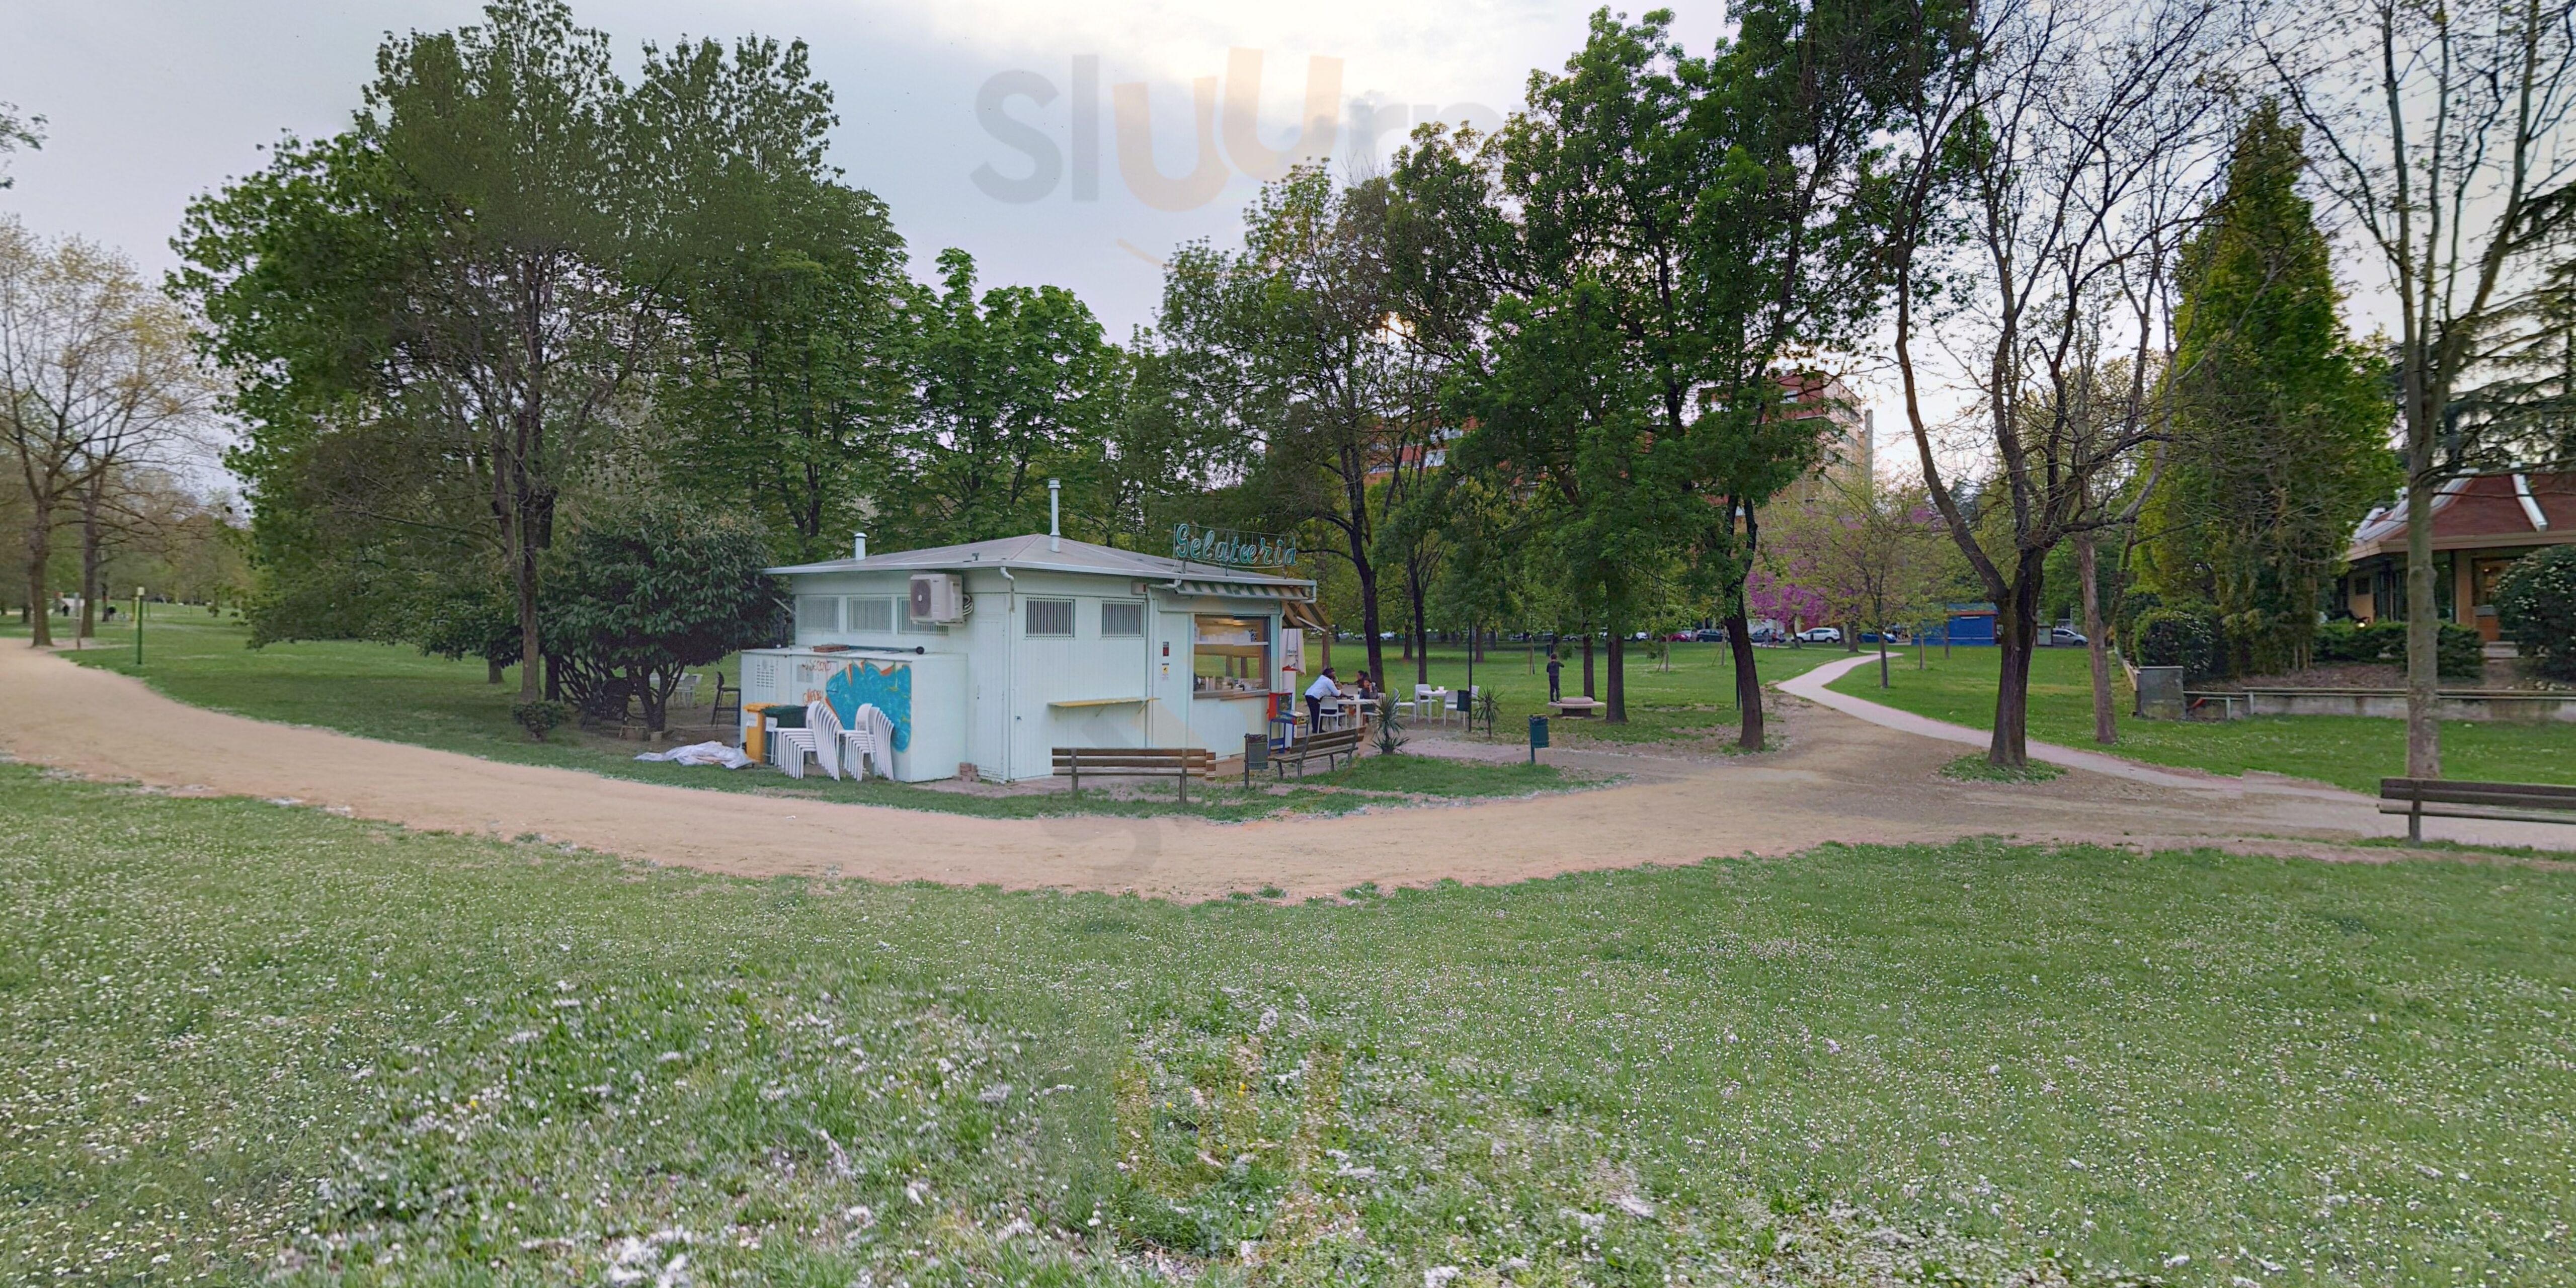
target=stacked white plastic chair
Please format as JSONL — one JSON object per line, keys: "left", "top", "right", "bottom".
{"left": 770, "top": 699, "right": 844, "bottom": 780}
{"left": 839, "top": 703, "right": 894, "bottom": 781}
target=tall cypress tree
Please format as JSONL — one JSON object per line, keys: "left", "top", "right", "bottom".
{"left": 2139, "top": 101, "right": 2397, "bottom": 675}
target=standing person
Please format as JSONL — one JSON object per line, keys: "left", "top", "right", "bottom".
{"left": 1304, "top": 667, "right": 1340, "bottom": 732}
{"left": 1545, "top": 649, "right": 1564, "bottom": 702}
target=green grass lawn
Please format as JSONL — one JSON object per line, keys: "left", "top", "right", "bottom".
{"left": 1340, "top": 636, "right": 1853, "bottom": 746}
{"left": 6, "top": 764, "right": 2572, "bottom": 1284}
{"left": 1828, "top": 646, "right": 2576, "bottom": 794}
{"left": 9, "top": 616, "right": 1595, "bottom": 820}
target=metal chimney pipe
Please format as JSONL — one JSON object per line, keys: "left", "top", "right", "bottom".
{"left": 1048, "top": 478, "right": 1061, "bottom": 551}
{"left": 852, "top": 531, "right": 867, "bottom": 561}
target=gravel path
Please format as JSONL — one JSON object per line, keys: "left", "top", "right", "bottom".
{"left": 1, "top": 645, "right": 2557, "bottom": 901}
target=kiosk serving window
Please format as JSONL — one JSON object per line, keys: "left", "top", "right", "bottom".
{"left": 1192, "top": 614, "right": 1271, "bottom": 696}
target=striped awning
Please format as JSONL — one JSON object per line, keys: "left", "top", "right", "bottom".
{"left": 1176, "top": 579, "right": 1313, "bottom": 602}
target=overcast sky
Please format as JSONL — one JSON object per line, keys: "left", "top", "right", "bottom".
{"left": 0, "top": 1, "right": 1736, "bottom": 336}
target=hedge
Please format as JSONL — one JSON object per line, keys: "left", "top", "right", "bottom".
{"left": 2311, "top": 618, "right": 2483, "bottom": 680}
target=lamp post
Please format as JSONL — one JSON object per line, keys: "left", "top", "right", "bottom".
{"left": 134, "top": 587, "right": 144, "bottom": 668}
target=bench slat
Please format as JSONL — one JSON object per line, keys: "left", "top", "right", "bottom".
{"left": 2378, "top": 802, "right": 2576, "bottom": 826}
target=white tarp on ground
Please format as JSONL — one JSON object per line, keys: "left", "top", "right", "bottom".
{"left": 633, "top": 741, "right": 753, "bottom": 769}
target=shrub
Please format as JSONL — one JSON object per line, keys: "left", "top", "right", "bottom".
{"left": 2495, "top": 546, "right": 2576, "bottom": 681}
{"left": 2133, "top": 606, "right": 2223, "bottom": 680}
{"left": 541, "top": 504, "right": 783, "bottom": 733}
{"left": 2311, "top": 617, "right": 2483, "bottom": 679}
{"left": 511, "top": 699, "right": 569, "bottom": 742}
{"left": 1372, "top": 694, "right": 1409, "bottom": 756}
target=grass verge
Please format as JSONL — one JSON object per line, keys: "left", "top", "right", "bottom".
{"left": 1939, "top": 754, "right": 2068, "bottom": 783}
{"left": 1829, "top": 646, "right": 2575, "bottom": 794}
{"left": 6, "top": 763, "right": 2573, "bottom": 1284}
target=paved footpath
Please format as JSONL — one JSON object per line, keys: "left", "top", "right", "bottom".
{"left": 0, "top": 643, "right": 2559, "bottom": 901}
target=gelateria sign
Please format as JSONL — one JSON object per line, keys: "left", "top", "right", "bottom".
{"left": 1172, "top": 523, "right": 1296, "bottom": 569}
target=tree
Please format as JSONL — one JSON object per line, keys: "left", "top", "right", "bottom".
{"left": 542, "top": 503, "right": 781, "bottom": 734}
{"left": 0, "top": 100, "right": 40, "bottom": 189}
{"left": 1160, "top": 169, "right": 1433, "bottom": 687}
{"left": 658, "top": 179, "right": 911, "bottom": 561}
{"left": 2137, "top": 103, "right": 2400, "bottom": 676}
{"left": 2258, "top": 0, "right": 2576, "bottom": 776}
{"left": 177, "top": 1, "right": 837, "bottom": 698}
{"left": 1883, "top": 0, "right": 2231, "bottom": 767}
{"left": 885, "top": 249, "right": 1120, "bottom": 547}
{"left": 1774, "top": 474, "right": 1946, "bottom": 686}
{"left": 1, "top": 220, "right": 217, "bottom": 648}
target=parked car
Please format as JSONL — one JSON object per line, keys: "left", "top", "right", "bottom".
{"left": 1747, "top": 626, "right": 1786, "bottom": 645}
{"left": 1693, "top": 628, "right": 1727, "bottom": 642}
{"left": 1666, "top": 630, "right": 1696, "bottom": 642}
{"left": 1796, "top": 626, "right": 1843, "bottom": 644}
{"left": 2048, "top": 625, "right": 2088, "bottom": 646}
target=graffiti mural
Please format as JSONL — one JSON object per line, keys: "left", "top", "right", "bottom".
{"left": 824, "top": 661, "right": 913, "bottom": 751}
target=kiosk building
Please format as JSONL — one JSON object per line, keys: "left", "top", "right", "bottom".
{"left": 738, "top": 531, "right": 1318, "bottom": 782}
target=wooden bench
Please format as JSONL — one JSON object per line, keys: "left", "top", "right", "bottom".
{"left": 1273, "top": 727, "right": 1364, "bottom": 779}
{"left": 1054, "top": 746, "right": 1218, "bottom": 801}
{"left": 1549, "top": 697, "right": 1602, "bottom": 718}
{"left": 2379, "top": 778, "right": 2576, "bottom": 843}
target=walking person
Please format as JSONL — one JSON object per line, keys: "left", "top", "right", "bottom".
{"left": 1303, "top": 667, "right": 1340, "bottom": 733}
{"left": 1545, "top": 649, "right": 1564, "bottom": 702}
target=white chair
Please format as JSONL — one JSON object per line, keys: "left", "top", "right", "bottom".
{"left": 770, "top": 700, "right": 843, "bottom": 780}
{"left": 674, "top": 673, "right": 701, "bottom": 708}
{"left": 839, "top": 703, "right": 894, "bottom": 781}
{"left": 1400, "top": 684, "right": 1432, "bottom": 720}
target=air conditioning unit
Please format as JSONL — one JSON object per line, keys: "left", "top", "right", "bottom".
{"left": 909, "top": 574, "right": 965, "bottom": 623}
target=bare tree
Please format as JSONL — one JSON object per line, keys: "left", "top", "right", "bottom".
{"left": 0, "top": 220, "right": 217, "bottom": 648}
{"left": 1883, "top": 0, "right": 2231, "bottom": 766}
{"left": 2258, "top": 0, "right": 2576, "bottom": 777}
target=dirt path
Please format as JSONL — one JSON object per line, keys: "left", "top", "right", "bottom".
{"left": 0, "top": 646, "right": 2553, "bottom": 899}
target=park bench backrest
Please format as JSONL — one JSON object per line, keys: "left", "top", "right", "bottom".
{"left": 1286, "top": 727, "right": 1364, "bottom": 758}
{"left": 2379, "top": 778, "right": 2576, "bottom": 812}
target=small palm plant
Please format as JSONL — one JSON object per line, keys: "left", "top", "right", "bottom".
{"left": 1373, "top": 693, "right": 1409, "bottom": 756}
{"left": 1476, "top": 687, "right": 1500, "bottom": 736}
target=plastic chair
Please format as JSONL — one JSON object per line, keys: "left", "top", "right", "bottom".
{"left": 840, "top": 703, "right": 893, "bottom": 781}
{"left": 770, "top": 700, "right": 842, "bottom": 780}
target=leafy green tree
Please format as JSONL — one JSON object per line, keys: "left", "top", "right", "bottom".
{"left": 658, "top": 180, "right": 911, "bottom": 561}
{"left": 542, "top": 503, "right": 780, "bottom": 733}
{"left": 2137, "top": 102, "right": 2398, "bottom": 675}
{"left": 1158, "top": 170, "right": 1438, "bottom": 686}
{"left": 0, "top": 101, "right": 40, "bottom": 189}
{"left": 883, "top": 249, "right": 1118, "bottom": 547}
{"left": 176, "top": 1, "right": 836, "bottom": 698}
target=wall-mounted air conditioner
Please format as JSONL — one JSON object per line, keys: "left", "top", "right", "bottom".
{"left": 909, "top": 574, "right": 965, "bottom": 623}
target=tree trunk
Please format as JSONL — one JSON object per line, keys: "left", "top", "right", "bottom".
{"left": 488, "top": 657, "right": 506, "bottom": 685}
{"left": 77, "top": 473, "right": 104, "bottom": 641}
{"left": 2077, "top": 532, "right": 2114, "bottom": 744}
{"left": 1355, "top": 555, "right": 1385, "bottom": 689}
{"left": 1725, "top": 611, "right": 1762, "bottom": 751}
{"left": 513, "top": 533, "right": 543, "bottom": 702}
{"left": 2402, "top": 463, "right": 2440, "bottom": 778}
{"left": 1988, "top": 556, "right": 2045, "bottom": 767}
{"left": 1605, "top": 629, "right": 1627, "bottom": 723}
{"left": 1580, "top": 632, "right": 1595, "bottom": 698}
{"left": 22, "top": 506, "right": 54, "bottom": 648}
{"left": 1409, "top": 572, "right": 1429, "bottom": 689}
